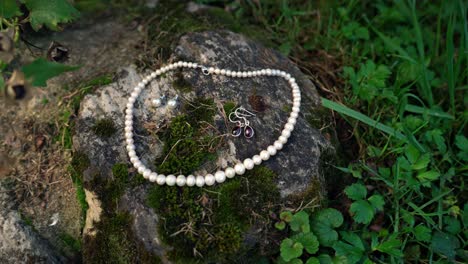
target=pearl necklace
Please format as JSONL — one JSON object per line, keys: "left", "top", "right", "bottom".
{"left": 124, "top": 61, "right": 301, "bottom": 187}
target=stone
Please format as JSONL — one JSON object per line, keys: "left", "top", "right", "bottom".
{"left": 74, "top": 30, "right": 334, "bottom": 260}
{"left": 0, "top": 183, "right": 66, "bottom": 263}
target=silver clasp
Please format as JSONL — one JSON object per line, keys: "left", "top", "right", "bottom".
{"left": 198, "top": 65, "right": 210, "bottom": 75}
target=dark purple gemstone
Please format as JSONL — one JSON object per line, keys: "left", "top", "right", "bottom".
{"left": 232, "top": 126, "right": 242, "bottom": 137}
{"left": 244, "top": 126, "right": 254, "bottom": 138}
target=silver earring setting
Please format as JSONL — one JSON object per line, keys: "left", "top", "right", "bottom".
{"left": 153, "top": 94, "right": 178, "bottom": 109}
{"left": 229, "top": 107, "right": 255, "bottom": 138}
{"left": 152, "top": 95, "right": 166, "bottom": 107}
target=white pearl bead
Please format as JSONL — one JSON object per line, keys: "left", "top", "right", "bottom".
{"left": 208, "top": 67, "right": 214, "bottom": 73}
{"left": 128, "top": 150, "right": 136, "bottom": 157}
{"left": 149, "top": 173, "right": 158, "bottom": 182}
{"left": 125, "top": 120, "right": 132, "bottom": 127}
{"left": 285, "top": 123, "right": 294, "bottom": 131}
{"left": 196, "top": 176, "right": 205, "bottom": 187}
{"left": 261, "top": 69, "right": 266, "bottom": 75}
{"left": 234, "top": 163, "right": 246, "bottom": 175}
{"left": 252, "top": 155, "right": 262, "bottom": 165}
{"left": 242, "top": 72, "right": 248, "bottom": 77}
{"left": 220, "top": 69, "right": 226, "bottom": 75}
{"left": 125, "top": 132, "right": 132, "bottom": 139}
{"left": 278, "top": 135, "right": 288, "bottom": 144}
{"left": 225, "top": 167, "right": 235, "bottom": 178}
{"left": 182, "top": 62, "right": 188, "bottom": 67}
{"left": 225, "top": 70, "right": 232, "bottom": 76}
{"left": 156, "top": 175, "right": 166, "bottom": 185}
{"left": 267, "top": 145, "right": 277, "bottom": 156}
{"left": 131, "top": 92, "right": 139, "bottom": 98}
{"left": 126, "top": 138, "right": 134, "bottom": 145}
{"left": 138, "top": 166, "right": 146, "bottom": 174}
{"left": 127, "top": 144, "right": 135, "bottom": 151}
{"left": 274, "top": 140, "right": 283, "bottom": 150}
{"left": 131, "top": 158, "right": 140, "bottom": 165}
{"left": 266, "top": 69, "right": 272, "bottom": 75}
{"left": 293, "top": 101, "right": 300, "bottom": 108}
{"left": 155, "top": 70, "right": 161, "bottom": 75}
{"left": 282, "top": 129, "right": 291, "bottom": 138}
{"left": 215, "top": 171, "right": 226, "bottom": 183}
{"left": 128, "top": 97, "right": 135, "bottom": 104}
{"left": 214, "top": 68, "right": 220, "bottom": 74}
{"left": 152, "top": 98, "right": 162, "bottom": 107}
{"left": 292, "top": 106, "right": 300, "bottom": 113}
{"left": 124, "top": 127, "right": 132, "bottom": 133}
{"left": 260, "top": 150, "right": 270, "bottom": 161}
{"left": 186, "top": 175, "right": 195, "bottom": 186}
{"left": 205, "top": 174, "right": 215, "bottom": 186}
{"left": 166, "top": 175, "right": 176, "bottom": 186}
{"left": 125, "top": 108, "right": 133, "bottom": 115}
{"left": 288, "top": 117, "right": 297, "bottom": 125}
{"left": 243, "top": 158, "right": 254, "bottom": 170}
{"left": 176, "top": 175, "right": 186, "bottom": 186}
{"left": 143, "top": 169, "right": 151, "bottom": 179}
{"left": 290, "top": 112, "right": 299, "bottom": 118}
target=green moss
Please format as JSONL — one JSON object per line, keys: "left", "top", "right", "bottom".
{"left": 92, "top": 118, "right": 117, "bottom": 138}
{"left": 183, "top": 97, "right": 216, "bottom": 128}
{"left": 70, "top": 152, "right": 90, "bottom": 226}
{"left": 172, "top": 70, "right": 192, "bottom": 93}
{"left": 223, "top": 101, "right": 237, "bottom": 115}
{"left": 71, "top": 152, "right": 90, "bottom": 173}
{"left": 59, "top": 232, "right": 82, "bottom": 253}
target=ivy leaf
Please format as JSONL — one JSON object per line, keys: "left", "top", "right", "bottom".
{"left": 292, "top": 232, "right": 319, "bottom": 254}
{"left": 345, "top": 183, "right": 367, "bottom": 200}
{"left": 374, "top": 235, "right": 403, "bottom": 257}
{"left": 413, "top": 225, "right": 431, "bottom": 242}
{"left": 0, "top": 0, "right": 21, "bottom": 19}
{"left": 431, "top": 231, "right": 460, "bottom": 260}
{"left": 311, "top": 208, "right": 343, "bottom": 247}
{"left": 368, "top": 194, "right": 385, "bottom": 211}
{"left": 21, "top": 0, "right": 80, "bottom": 31}
{"left": 333, "top": 231, "right": 365, "bottom": 264}
{"left": 21, "top": 58, "right": 79, "bottom": 87}
{"left": 416, "top": 170, "right": 440, "bottom": 187}
{"left": 290, "top": 211, "right": 310, "bottom": 233}
{"left": 349, "top": 200, "right": 374, "bottom": 224}
{"left": 280, "top": 238, "right": 303, "bottom": 262}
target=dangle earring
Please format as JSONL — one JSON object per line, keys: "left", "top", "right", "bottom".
{"left": 229, "top": 107, "right": 256, "bottom": 138}
{"left": 167, "top": 95, "right": 179, "bottom": 109}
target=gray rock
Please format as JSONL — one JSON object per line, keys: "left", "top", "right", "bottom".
{"left": 0, "top": 182, "right": 66, "bottom": 264}
{"left": 74, "top": 30, "right": 334, "bottom": 259}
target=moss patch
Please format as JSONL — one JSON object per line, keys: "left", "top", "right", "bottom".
{"left": 69, "top": 152, "right": 90, "bottom": 227}
{"left": 147, "top": 166, "right": 280, "bottom": 262}
{"left": 92, "top": 118, "right": 117, "bottom": 138}
{"left": 172, "top": 70, "right": 192, "bottom": 93}
{"left": 223, "top": 101, "right": 237, "bottom": 115}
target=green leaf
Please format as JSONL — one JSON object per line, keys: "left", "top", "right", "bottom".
{"left": 349, "top": 200, "right": 374, "bottom": 224}
{"left": 0, "top": 0, "right": 21, "bottom": 18}
{"left": 21, "top": 58, "right": 79, "bottom": 87}
{"left": 375, "top": 235, "right": 403, "bottom": 257}
{"left": 0, "top": 75, "right": 4, "bottom": 92}
{"left": 311, "top": 208, "right": 343, "bottom": 247}
{"left": 344, "top": 183, "right": 367, "bottom": 200}
{"left": 321, "top": 98, "right": 407, "bottom": 141}
{"left": 411, "top": 153, "right": 431, "bottom": 170}
{"left": 455, "top": 135, "right": 468, "bottom": 161}
{"left": 431, "top": 231, "right": 460, "bottom": 260}
{"left": 275, "top": 221, "right": 286, "bottom": 230}
{"left": 413, "top": 225, "right": 431, "bottom": 242}
{"left": 368, "top": 195, "right": 385, "bottom": 211}
{"left": 292, "top": 232, "right": 319, "bottom": 254}
{"left": 333, "top": 231, "right": 365, "bottom": 264}
{"left": 280, "top": 211, "right": 293, "bottom": 222}
{"left": 290, "top": 211, "right": 310, "bottom": 233}
{"left": 416, "top": 170, "right": 440, "bottom": 187}
{"left": 21, "top": 0, "right": 80, "bottom": 31}
{"left": 305, "top": 258, "right": 320, "bottom": 264}
{"left": 444, "top": 216, "right": 461, "bottom": 235}
{"left": 280, "top": 238, "right": 303, "bottom": 262}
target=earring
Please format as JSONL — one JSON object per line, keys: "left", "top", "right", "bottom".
{"left": 152, "top": 95, "right": 166, "bottom": 107}
{"left": 229, "top": 107, "right": 256, "bottom": 138}
{"left": 167, "top": 95, "right": 179, "bottom": 109}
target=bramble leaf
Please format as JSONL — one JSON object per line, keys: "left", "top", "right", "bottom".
{"left": 349, "top": 200, "right": 374, "bottom": 224}
{"left": 21, "top": 0, "right": 80, "bottom": 31}
{"left": 333, "top": 231, "right": 365, "bottom": 264}
{"left": 21, "top": 58, "right": 79, "bottom": 87}
{"left": 416, "top": 170, "right": 440, "bottom": 187}
{"left": 0, "top": 0, "right": 21, "bottom": 19}
{"left": 290, "top": 211, "right": 310, "bottom": 233}
{"left": 280, "top": 238, "right": 303, "bottom": 262}
{"left": 344, "top": 183, "right": 367, "bottom": 200}
{"left": 292, "top": 232, "right": 319, "bottom": 254}
{"left": 368, "top": 194, "right": 385, "bottom": 211}
{"left": 311, "top": 208, "right": 343, "bottom": 247}
{"left": 414, "top": 225, "right": 431, "bottom": 242}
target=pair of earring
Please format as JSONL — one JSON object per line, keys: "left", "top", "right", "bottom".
{"left": 229, "top": 107, "right": 256, "bottom": 138}
{"left": 152, "top": 94, "right": 178, "bottom": 108}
